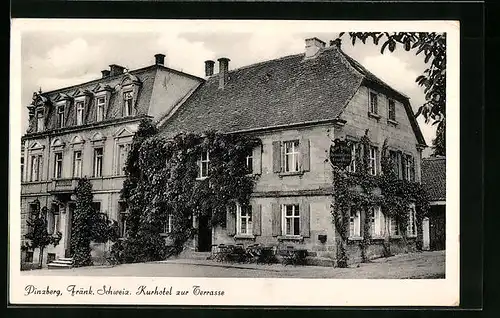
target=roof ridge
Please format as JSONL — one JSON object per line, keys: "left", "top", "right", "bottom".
{"left": 227, "top": 52, "right": 305, "bottom": 74}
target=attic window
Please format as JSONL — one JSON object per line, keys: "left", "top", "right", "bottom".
{"left": 76, "top": 101, "right": 84, "bottom": 125}
{"left": 96, "top": 97, "right": 105, "bottom": 121}
{"left": 123, "top": 91, "right": 133, "bottom": 116}
{"left": 57, "top": 105, "right": 65, "bottom": 128}
{"left": 388, "top": 99, "right": 396, "bottom": 121}
{"left": 36, "top": 110, "right": 44, "bottom": 132}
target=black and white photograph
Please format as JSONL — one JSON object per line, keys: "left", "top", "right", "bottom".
{"left": 10, "top": 19, "right": 459, "bottom": 306}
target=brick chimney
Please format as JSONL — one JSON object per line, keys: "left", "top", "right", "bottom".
{"left": 155, "top": 53, "right": 165, "bottom": 66}
{"left": 101, "top": 70, "right": 110, "bottom": 78}
{"left": 109, "top": 64, "right": 125, "bottom": 77}
{"left": 305, "top": 37, "right": 326, "bottom": 58}
{"left": 218, "top": 57, "right": 230, "bottom": 89}
{"left": 205, "top": 60, "right": 215, "bottom": 77}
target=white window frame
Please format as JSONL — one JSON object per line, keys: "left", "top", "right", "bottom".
{"left": 21, "top": 157, "right": 24, "bottom": 181}
{"left": 123, "top": 91, "right": 133, "bottom": 116}
{"left": 349, "top": 209, "right": 361, "bottom": 238}
{"left": 283, "top": 140, "right": 300, "bottom": 173}
{"left": 117, "top": 143, "right": 131, "bottom": 175}
{"left": 36, "top": 110, "right": 44, "bottom": 132}
{"left": 282, "top": 204, "right": 300, "bottom": 237}
{"left": 389, "top": 150, "right": 400, "bottom": 178}
{"left": 57, "top": 105, "right": 65, "bottom": 128}
{"left": 390, "top": 216, "right": 400, "bottom": 236}
{"left": 162, "top": 214, "right": 173, "bottom": 234}
{"left": 236, "top": 204, "right": 253, "bottom": 236}
{"left": 369, "top": 206, "right": 385, "bottom": 237}
{"left": 369, "top": 91, "right": 378, "bottom": 114}
{"left": 407, "top": 205, "right": 417, "bottom": 236}
{"left": 388, "top": 99, "right": 396, "bottom": 121}
{"left": 30, "top": 154, "right": 42, "bottom": 182}
{"left": 76, "top": 101, "right": 84, "bottom": 125}
{"left": 53, "top": 152, "right": 63, "bottom": 179}
{"left": 245, "top": 150, "right": 253, "bottom": 174}
{"left": 93, "top": 147, "right": 103, "bottom": 177}
{"left": 197, "top": 151, "right": 210, "bottom": 180}
{"left": 348, "top": 142, "right": 358, "bottom": 173}
{"left": 405, "top": 155, "right": 414, "bottom": 181}
{"left": 73, "top": 150, "right": 82, "bottom": 178}
{"left": 369, "top": 146, "right": 378, "bottom": 175}
{"left": 96, "top": 97, "right": 106, "bottom": 121}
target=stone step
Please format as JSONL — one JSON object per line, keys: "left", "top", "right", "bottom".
{"left": 58, "top": 257, "right": 73, "bottom": 262}
{"left": 47, "top": 262, "right": 73, "bottom": 269}
{"left": 51, "top": 259, "right": 73, "bottom": 265}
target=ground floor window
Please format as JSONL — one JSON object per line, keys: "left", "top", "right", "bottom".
{"left": 390, "top": 216, "right": 400, "bottom": 236}
{"left": 407, "top": 205, "right": 417, "bottom": 236}
{"left": 283, "top": 204, "right": 300, "bottom": 236}
{"left": 237, "top": 204, "right": 252, "bottom": 235}
{"left": 369, "top": 206, "right": 385, "bottom": 237}
{"left": 349, "top": 209, "right": 361, "bottom": 238}
{"left": 118, "top": 202, "right": 128, "bottom": 238}
{"left": 24, "top": 251, "right": 33, "bottom": 263}
{"left": 162, "top": 214, "right": 173, "bottom": 234}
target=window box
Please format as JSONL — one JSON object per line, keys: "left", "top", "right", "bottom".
{"left": 368, "top": 112, "right": 381, "bottom": 120}
{"left": 387, "top": 119, "right": 399, "bottom": 126}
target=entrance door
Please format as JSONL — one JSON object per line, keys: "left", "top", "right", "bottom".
{"left": 197, "top": 215, "right": 212, "bottom": 252}
{"left": 430, "top": 205, "right": 446, "bottom": 251}
{"left": 65, "top": 203, "right": 76, "bottom": 257}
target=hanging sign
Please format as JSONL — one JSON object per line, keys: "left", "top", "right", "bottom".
{"left": 329, "top": 138, "right": 352, "bottom": 169}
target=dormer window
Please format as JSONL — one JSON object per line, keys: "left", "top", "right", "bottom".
{"left": 57, "top": 105, "right": 65, "bottom": 128}
{"left": 123, "top": 91, "right": 133, "bottom": 116}
{"left": 36, "top": 110, "right": 44, "bottom": 132}
{"left": 96, "top": 97, "right": 105, "bottom": 121}
{"left": 76, "top": 101, "right": 84, "bottom": 125}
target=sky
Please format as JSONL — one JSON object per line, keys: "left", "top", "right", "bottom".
{"left": 19, "top": 23, "right": 437, "bottom": 156}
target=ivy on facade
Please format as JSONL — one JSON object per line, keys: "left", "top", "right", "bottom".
{"left": 331, "top": 132, "right": 430, "bottom": 268}
{"left": 120, "top": 119, "right": 259, "bottom": 263}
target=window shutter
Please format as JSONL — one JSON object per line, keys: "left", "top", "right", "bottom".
{"left": 300, "top": 138, "right": 310, "bottom": 172}
{"left": 300, "top": 201, "right": 310, "bottom": 237}
{"left": 252, "top": 144, "right": 262, "bottom": 175}
{"left": 226, "top": 204, "right": 236, "bottom": 236}
{"left": 272, "top": 141, "right": 281, "bottom": 173}
{"left": 271, "top": 203, "right": 281, "bottom": 236}
{"left": 252, "top": 204, "right": 262, "bottom": 236}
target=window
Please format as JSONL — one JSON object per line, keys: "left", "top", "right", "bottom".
{"left": 162, "top": 214, "right": 173, "bottom": 234}
{"left": 47, "top": 204, "right": 59, "bottom": 235}
{"left": 36, "top": 110, "right": 44, "bottom": 132}
{"left": 404, "top": 155, "right": 415, "bottom": 181}
{"left": 348, "top": 142, "right": 358, "bottom": 173}
{"left": 30, "top": 154, "right": 43, "bottom": 181}
{"left": 76, "top": 101, "right": 84, "bottom": 125}
{"left": 237, "top": 204, "right": 253, "bottom": 235}
{"left": 369, "top": 92, "right": 378, "bottom": 114}
{"left": 390, "top": 216, "right": 400, "bottom": 236}
{"left": 245, "top": 150, "right": 253, "bottom": 174}
{"left": 57, "top": 105, "right": 65, "bottom": 128}
{"left": 123, "top": 91, "right": 133, "bottom": 116}
{"left": 349, "top": 209, "right": 361, "bottom": 238}
{"left": 197, "top": 151, "right": 210, "bottom": 179}
{"left": 118, "top": 202, "right": 127, "bottom": 238}
{"left": 283, "top": 204, "right": 300, "bottom": 236}
{"left": 21, "top": 157, "right": 24, "bottom": 181}
{"left": 92, "top": 202, "right": 101, "bottom": 213}
{"left": 96, "top": 97, "right": 105, "bottom": 121}
{"left": 369, "top": 146, "right": 378, "bottom": 175}
{"left": 93, "top": 148, "right": 103, "bottom": 177}
{"left": 388, "top": 99, "right": 396, "bottom": 121}
{"left": 24, "top": 251, "right": 33, "bottom": 263}
{"left": 369, "top": 206, "right": 385, "bottom": 237}
{"left": 407, "top": 205, "right": 417, "bottom": 236}
{"left": 389, "top": 150, "right": 400, "bottom": 178}
{"left": 73, "top": 151, "right": 82, "bottom": 178}
{"left": 283, "top": 140, "right": 300, "bottom": 173}
{"left": 54, "top": 152, "right": 63, "bottom": 179}
{"left": 117, "top": 144, "right": 130, "bottom": 175}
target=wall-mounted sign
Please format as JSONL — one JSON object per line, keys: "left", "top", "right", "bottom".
{"left": 329, "top": 138, "right": 352, "bottom": 169}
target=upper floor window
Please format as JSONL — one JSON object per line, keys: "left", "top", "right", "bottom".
{"left": 54, "top": 152, "right": 63, "bottom": 179}
{"left": 30, "top": 154, "right": 43, "bottom": 181}
{"left": 76, "top": 101, "right": 84, "bottom": 125}
{"left": 96, "top": 97, "right": 105, "bottom": 121}
{"left": 403, "top": 154, "right": 415, "bottom": 181}
{"left": 123, "top": 91, "right": 133, "bottom": 116}
{"left": 197, "top": 151, "right": 210, "bottom": 179}
{"left": 348, "top": 142, "right": 359, "bottom": 173}
{"left": 388, "top": 99, "right": 396, "bottom": 121}
{"left": 36, "top": 110, "right": 44, "bottom": 132}
{"left": 21, "top": 157, "right": 24, "bottom": 181}
{"left": 117, "top": 144, "right": 130, "bottom": 175}
{"left": 349, "top": 209, "right": 361, "bottom": 238}
{"left": 369, "top": 92, "right": 378, "bottom": 114}
{"left": 73, "top": 150, "right": 82, "bottom": 178}
{"left": 389, "top": 150, "right": 400, "bottom": 178}
{"left": 237, "top": 204, "right": 253, "bottom": 235}
{"left": 93, "top": 147, "right": 103, "bottom": 177}
{"left": 283, "top": 140, "right": 300, "bottom": 173}
{"left": 245, "top": 149, "right": 253, "bottom": 174}
{"left": 283, "top": 204, "right": 300, "bottom": 236}
{"left": 57, "top": 105, "right": 65, "bottom": 128}
{"left": 368, "top": 146, "right": 378, "bottom": 175}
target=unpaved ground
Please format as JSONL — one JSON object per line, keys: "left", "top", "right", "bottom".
{"left": 22, "top": 251, "right": 445, "bottom": 279}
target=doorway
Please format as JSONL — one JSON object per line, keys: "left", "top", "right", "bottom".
{"left": 197, "top": 215, "right": 212, "bottom": 252}
{"left": 65, "top": 203, "right": 76, "bottom": 258}
{"left": 430, "top": 205, "right": 446, "bottom": 251}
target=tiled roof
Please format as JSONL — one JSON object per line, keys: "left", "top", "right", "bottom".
{"left": 160, "top": 46, "right": 426, "bottom": 147}
{"left": 160, "top": 47, "right": 364, "bottom": 137}
{"left": 421, "top": 157, "right": 446, "bottom": 202}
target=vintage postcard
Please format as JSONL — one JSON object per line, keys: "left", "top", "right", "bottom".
{"left": 9, "top": 19, "right": 459, "bottom": 306}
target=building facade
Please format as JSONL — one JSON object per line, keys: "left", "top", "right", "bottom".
{"left": 21, "top": 54, "right": 203, "bottom": 266}
{"left": 160, "top": 38, "right": 427, "bottom": 264}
